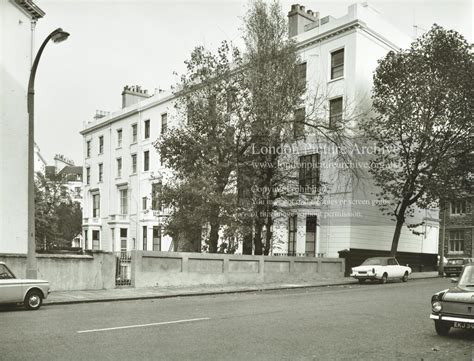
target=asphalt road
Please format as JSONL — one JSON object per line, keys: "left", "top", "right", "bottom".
{"left": 1, "top": 278, "right": 472, "bottom": 361}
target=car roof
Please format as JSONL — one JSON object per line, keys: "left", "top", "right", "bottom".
{"left": 365, "top": 257, "right": 395, "bottom": 260}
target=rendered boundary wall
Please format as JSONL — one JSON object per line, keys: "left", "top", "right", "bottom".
{"left": 0, "top": 252, "right": 115, "bottom": 291}
{"left": 132, "top": 251, "right": 345, "bottom": 288}
{"left": 0, "top": 251, "right": 344, "bottom": 291}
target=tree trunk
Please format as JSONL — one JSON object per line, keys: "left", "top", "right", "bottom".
{"left": 208, "top": 207, "right": 220, "bottom": 253}
{"left": 390, "top": 202, "right": 408, "bottom": 257}
{"left": 177, "top": 231, "right": 195, "bottom": 252}
{"left": 192, "top": 228, "right": 202, "bottom": 252}
{"left": 208, "top": 223, "right": 219, "bottom": 253}
{"left": 263, "top": 215, "right": 273, "bottom": 255}
{"left": 254, "top": 217, "right": 264, "bottom": 255}
{"left": 242, "top": 216, "right": 253, "bottom": 255}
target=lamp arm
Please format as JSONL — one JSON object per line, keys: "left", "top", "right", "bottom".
{"left": 27, "top": 28, "right": 63, "bottom": 112}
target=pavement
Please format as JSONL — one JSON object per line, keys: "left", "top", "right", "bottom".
{"left": 44, "top": 271, "right": 440, "bottom": 306}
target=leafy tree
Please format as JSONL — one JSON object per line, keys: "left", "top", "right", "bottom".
{"left": 239, "top": 0, "right": 305, "bottom": 255}
{"left": 159, "top": 0, "right": 368, "bottom": 256}
{"left": 56, "top": 201, "right": 82, "bottom": 247}
{"left": 361, "top": 25, "right": 473, "bottom": 256}
{"left": 35, "top": 172, "right": 82, "bottom": 250}
{"left": 158, "top": 41, "right": 251, "bottom": 253}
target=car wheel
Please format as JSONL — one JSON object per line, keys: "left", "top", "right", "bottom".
{"left": 379, "top": 273, "right": 388, "bottom": 284}
{"left": 358, "top": 279, "right": 365, "bottom": 284}
{"left": 401, "top": 272, "right": 409, "bottom": 282}
{"left": 434, "top": 320, "right": 451, "bottom": 336}
{"left": 24, "top": 289, "right": 43, "bottom": 310}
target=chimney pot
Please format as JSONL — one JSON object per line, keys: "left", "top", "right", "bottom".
{"left": 121, "top": 84, "right": 151, "bottom": 108}
{"left": 288, "top": 4, "right": 318, "bottom": 37}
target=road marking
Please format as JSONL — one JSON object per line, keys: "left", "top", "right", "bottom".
{"left": 77, "top": 317, "right": 210, "bottom": 334}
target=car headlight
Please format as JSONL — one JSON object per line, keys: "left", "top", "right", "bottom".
{"left": 432, "top": 301, "right": 442, "bottom": 312}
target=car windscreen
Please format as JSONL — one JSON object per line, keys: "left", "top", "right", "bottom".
{"left": 361, "top": 258, "right": 382, "bottom": 266}
{"left": 458, "top": 265, "right": 474, "bottom": 287}
{"left": 447, "top": 259, "right": 464, "bottom": 265}
{"left": 0, "top": 264, "right": 15, "bottom": 279}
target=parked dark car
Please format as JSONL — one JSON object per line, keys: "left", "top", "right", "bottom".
{"left": 430, "top": 263, "right": 474, "bottom": 335}
{"left": 444, "top": 258, "right": 473, "bottom": 277}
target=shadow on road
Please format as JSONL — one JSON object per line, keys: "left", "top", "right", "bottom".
{"left": 0, "top": 304, "right": 27, "bottom": 312}
{"left": 442, "top": 328, "right": 474, "bottom": 341}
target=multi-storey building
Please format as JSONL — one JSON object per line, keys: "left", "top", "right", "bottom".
{"left": 439, "top": 196, "right": 473, "bottom": 258}
{"left": 0, "top": 0, "right": 45, "bottom": 254}
{"left": 42, "top": 155, "right": 83, "bottom": 248}
{"left": 53, "top": 154, "right": 83, "bottom": 205}
{"left": 81, "top": 3, "right": 439, "bottom": 269}
{"left": 34, "top": 143, "right": 47, "bottom": 175}
{"left": 439, "top": 148, "right": 474, "bottom": 259}
{"left": 81, "top": 86, "right": 173, "bottom": 252}
{"left": 271, "top": 3, "right": 439, "bottom": 272}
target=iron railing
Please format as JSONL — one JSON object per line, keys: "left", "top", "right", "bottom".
{"left": 115, "top": 251, "right": 132, "bottom": 286}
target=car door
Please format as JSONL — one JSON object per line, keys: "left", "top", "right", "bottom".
{"left": 387, "top": 258, "right": 402, "bottom": 278}
{"left": 0, "top": 264, "right": 22, "bottom": 303}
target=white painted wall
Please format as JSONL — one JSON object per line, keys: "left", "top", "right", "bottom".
{"left": 274, "top": 2, "right": 437, "bottom": 258}
{"left": 82, "top": 93, "right": 174, "bottom": 252}
{"left": 81, "top": 2, "right": 438, "bottom": 259}
{"left": 0, "top": 1, "right": 35, "bottom": 254}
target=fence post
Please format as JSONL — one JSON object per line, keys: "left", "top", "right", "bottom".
{"left": 223, "top": 255, "right": 229, "bottom": 274}
{"left": 258, "top": 256, "right": 265, "bottom": 283}
{"left": 181, "top": 254, "right": 189, "bottom": 273}
{"left": 317, "top": 258, "right": 322, "bottom": 274}
{"left": 130, "top": 251, "right": 137, "bottom": 287}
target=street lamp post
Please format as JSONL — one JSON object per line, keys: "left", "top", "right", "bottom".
{"left": 439, "top": 200, "right": 447, "bottom": 277}
{"left": 26, "top": 28, "right": 69, "bottom": 279}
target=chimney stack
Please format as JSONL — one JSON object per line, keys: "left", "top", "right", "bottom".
{"left": 288, "top": 4, "right": 319, "bottom": 37}
{"left": 121, "top": 85, "right": 151, "bottom": 108}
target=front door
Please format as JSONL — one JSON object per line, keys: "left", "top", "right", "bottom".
{"left": 120, "top": 228, "right": 128, "bottom": 252}
{"left": 305, "top": 216, "right": 317, "bottom": 257}
{"left": 153, "top": 226, "right": 161, "bottom": 251}
{"left": 92, "top": 230, "right": 100, "bottom": 250}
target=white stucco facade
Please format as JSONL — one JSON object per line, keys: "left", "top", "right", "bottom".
{"left": 82, "top": 91, "right": 175, "bottom": 253}
{"left": 0, "top": 0, "right": 44, "bottom": 254}
{"left": 81, "top": 3, "right": 439, "bottom": 259}
{"left": 271, "top": 3, "right": 439, "bottom": 258}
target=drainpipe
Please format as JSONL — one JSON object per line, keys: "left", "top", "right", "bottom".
{"left": 30, "top": 20, "right": 36, "bottom": 66}
{"left": 108, "top": 126, "right": 113, "bottom": 251}
{"left": 137, "top": 110, "right": 142, "bottom": 249}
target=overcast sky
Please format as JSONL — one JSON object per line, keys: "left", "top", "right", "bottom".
{"left": 33, "top": 0, "right": 472, "bottom": 165}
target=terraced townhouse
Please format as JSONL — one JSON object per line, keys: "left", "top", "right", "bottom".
{"left": 80, "top": 3, "right": 440, "bottom": 271}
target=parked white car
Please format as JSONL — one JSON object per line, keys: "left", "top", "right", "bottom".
{"left": 0, "top": 262, "right": 50, "bottom": 310}
{"left": 350, "top": 257, "right": 412, "bottom": 284}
